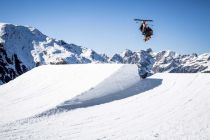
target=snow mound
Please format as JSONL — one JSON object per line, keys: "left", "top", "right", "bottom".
{"left": 0, "top": 64, "right": 141, "bottom": 123}
{"left": 39, "top": 65, "right": 161, "bottom": 116}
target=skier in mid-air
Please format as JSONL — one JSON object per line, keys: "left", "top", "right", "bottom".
{"left": 134, "top": 19, "right": 153, "bottom": 42}
{"left": 140, "top": 21, "right": 153, "bottom": 41}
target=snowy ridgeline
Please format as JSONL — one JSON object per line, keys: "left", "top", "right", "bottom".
{"left": 0, "top": 64, "right": 210, "bottom": 139}
{"left": 0, "top": 23, "right": 210, "bottom": 85}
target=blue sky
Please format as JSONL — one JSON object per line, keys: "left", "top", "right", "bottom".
{"left": 1, "top": 0, "right": 210, "bottom": 55}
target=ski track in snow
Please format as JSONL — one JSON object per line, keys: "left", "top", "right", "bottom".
{"left": 0, "top": 64, "right": 210, "bottom": 140}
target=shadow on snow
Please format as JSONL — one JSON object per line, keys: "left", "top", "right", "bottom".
{"left": 36, "top": 78, "right": 162, "bottom": 117}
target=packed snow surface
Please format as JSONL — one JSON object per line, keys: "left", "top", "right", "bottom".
{"left": 0, "top": 64, "right": 210, "bottom": 140}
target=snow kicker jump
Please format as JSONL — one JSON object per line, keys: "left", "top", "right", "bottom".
{"left": 0, "top": 64, "right": 143, "bottom": 123}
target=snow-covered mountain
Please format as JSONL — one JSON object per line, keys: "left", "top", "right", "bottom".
{"left": 110, "top": 49, "right": 210, "bottom": 77}
{"left": 110, "top": 48, "right": 155, "bottom": 78}
{"left": 152, "top": 50, "right": 210, "bottom": 73}
{"left": 0, "top": 23, "right": 107, "bottom": 84}
{"left": 0, "top": 23, "right": 209, "bottom": 85}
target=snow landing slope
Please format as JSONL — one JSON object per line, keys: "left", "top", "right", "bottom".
{"left": 0, "top": 64, "right": 210, "bottom": 140}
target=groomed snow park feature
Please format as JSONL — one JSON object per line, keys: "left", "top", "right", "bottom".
{"left": 0, "top": 64, "right": 140, "bottom": 123}
{"left": 0, "top": 64, "right": 210, "bottom": 139}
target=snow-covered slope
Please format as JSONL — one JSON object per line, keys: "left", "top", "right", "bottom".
{"left": 0, "top": 64, "right": 210, "bottom": 139}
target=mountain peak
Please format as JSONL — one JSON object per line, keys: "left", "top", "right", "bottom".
{"left": 0, "top": 23, "right": 108, "bottom": 84}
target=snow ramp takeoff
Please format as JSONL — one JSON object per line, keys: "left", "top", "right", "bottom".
{"left": 0, "top": 64, "right": 145, "bottom": 123}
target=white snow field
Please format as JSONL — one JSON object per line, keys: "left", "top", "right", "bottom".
{"left": 0, "top": 64, "right": 210, "bottom": 140}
